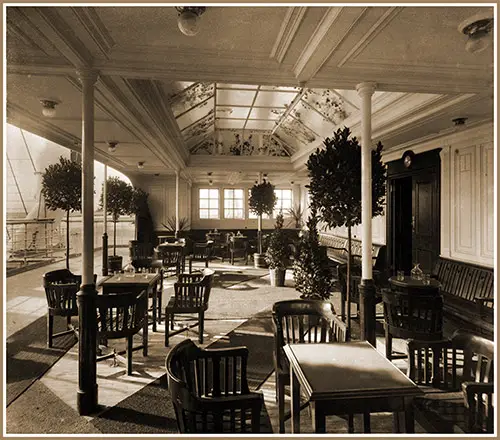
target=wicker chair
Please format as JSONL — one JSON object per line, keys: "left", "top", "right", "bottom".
{"left": 96, "top": 290, "right": 148, "bottom": 375}
{"left": 155, "top": 244, "right": 185, "bottom": 277}
{"left": 407, "top": 331, "right": 494, "bottom": 433}
{"left": 165, "top": 269, "right": 214, "bottom": 346}
{"left": 229, "top": 236, "right": 249, "bottom": 265}
{"left": 272, "top": 299, "right": 348, "bottom": 433}
{"left": 382, "top": 288, "right": 443, "bottom": 361}
{"left": 166, "top": 338, "right": 264, "bottom": 433}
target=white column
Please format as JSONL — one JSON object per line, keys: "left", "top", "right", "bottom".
{"left": 356, "top": 82, "right": 376, "bottom": 280}
{"left": 78, "top": 68, "right": 99, "bottom": 285}
{"left": 103, "top": 165, "right": 107, "bottom": 234}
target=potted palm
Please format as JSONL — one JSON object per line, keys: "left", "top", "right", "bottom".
{"left": 249, "top": 179, "right": 277, "bottom": 268}
{"left": 265, "top": 211, "right": 291, "bottom": 286}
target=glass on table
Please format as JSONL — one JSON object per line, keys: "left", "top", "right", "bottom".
{"left": 423, "top": 273, "right": 431, "bottom": 285}
{"left": 397, "top": 270, "right": 405, "bottom": 281}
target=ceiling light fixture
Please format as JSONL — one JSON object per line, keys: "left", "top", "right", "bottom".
{"left": 40, "top": 99, "right": 60, "bottom": 117}
{"left": 107, "top": 140, "right": 119, "bottom": 153}
{"left": 175, "top": 6, "right": 206, "bottom": 36}
{"left": 137, "top": 161, "right": 145, "bottom": 169}
{"left": 452, "top": 117, "right": 468, "bottom": 131}
{"left": 458, "top": 12, "right": 493, "bottom": 54}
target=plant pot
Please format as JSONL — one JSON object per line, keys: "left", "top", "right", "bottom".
{"left": 254, "top": 253, "right": 267, "bottom": 269}
{"left": 269, "top": 268, "right": 286, "bottom": 287}
{"left": 108, "top": 255, "right": 123, "bottom": 273}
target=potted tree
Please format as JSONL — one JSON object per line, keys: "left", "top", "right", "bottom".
{"left": 265, "top": 211, "right": 291, "bottom": 286}
{"left": 293, "top": 205, "right": 333, "bottom": 299}
{"left": 306, "top": 126, "right": 386, "bottom": 337}
{"left": 41, "top": 156, "right": 82, "bottom": 270}
{"left": 100, "top": 176, "right": 135, "bottom": 271}
{"left": 248, "top": 179, "right": 277, "bottom": 268}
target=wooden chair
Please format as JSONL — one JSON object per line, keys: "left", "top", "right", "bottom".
{"left": 166, "top": 338, "right": 264, "bottom": 433}
{"left": 186, "top": 241, "right": 213, "bottom": 273}
{"left": 95, "top": 290, "right": 148, "bottom": 375}
{"left": 382, "top": 288, "right": 443, "bottom": 361}
{"left": 129, "top": 240, "right": 154, "bottom": 272}
{"left": 229, "top": 236, "right": 249, "bottom": 265}
{"left": 164, "top": 269, "right": 214, "bottom": 346}
{"left": 155, "top": 244, "right": 185, "bottom": 277}
{"left": 272, "top": 299, "right": 347, "bottom": 433}
{"left": 42, "top": 269, "right": 82, "bottom": 348}
{"left": 407, "top": 331, "right": 494, "bottom": 433}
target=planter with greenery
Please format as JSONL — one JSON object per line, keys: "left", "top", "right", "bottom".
{"left": 293, "top": 205, "right": 333, "bottom": 299}
{"left": 41, "top": 156, "right": 82, "bottom": 270}
{"left": 100, "top": 177, "right": 135, "bottom": 270}
{"left": 249, "top": 179, "right": 277, "bottom": 268}
{"left": 161, "top": 215, "right": 190, "bottom": 239}
{"left": 265, "top": 211, "right": 291, "bottom": 286}
{"left": 306, "top": 126, "right": 386, "bottom": 337}
{"left": 286, "top": 203, "right": 304, "bottom": 229}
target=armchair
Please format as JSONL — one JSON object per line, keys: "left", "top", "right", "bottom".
{"left": 166, "top": 338, "right": 264, "bottom": 433}
{"left": 165, "top": 269, "right": 214, "bottom": 346}
{"left": 407, "top": 330, "right": 494, "bottom": 433}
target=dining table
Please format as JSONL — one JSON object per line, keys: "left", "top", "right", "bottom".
{"left": 100, "top": 271, "right": 162, "bottom": 332}
{"left": 284, "top": 341, "right": 422, "bottom": 433}
{"left": 388, "top": 275, "right": 441, "bottom": 295}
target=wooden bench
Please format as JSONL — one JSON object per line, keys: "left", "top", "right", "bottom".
{"left": 432, "top": 257, "right": 493, "bottom": 339}
{"left": 407, "top": 331, "right": 494, "bottom": 433}
{"left": 318, "top": 233, "right": 387, "bottom": 277}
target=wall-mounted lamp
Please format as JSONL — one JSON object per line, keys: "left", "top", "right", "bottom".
{"left": 209, "top": 179, "right": 213, "bottom": 186}
{"left": 137, "top": 161, "right": 145, "bottom": 169}
{"left": 175, "top": 7, "right": 206, "bottom": 36}
{"left": 107, "top": 140, "right": 119, "bottom": 153}
{"left": 40, "top": 99, "right": 60, "bottom": 117}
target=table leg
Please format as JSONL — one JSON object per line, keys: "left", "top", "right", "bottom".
{"left": 311, "top": 402, "right": 325, "bottom": 433}
{"left": 151, "top": 285, "right": 157, "bottom": 332}
{"left": 363, "top": 412, "right": 371, "bottom": 433}
{"left": 143, "top": 307, "right": 148, "bottom": 356}
{"left": 392, "top": 411, "right": 402, "bottom": 433}
{"left": 290, "top": 366, "right": 300, "bottom": 433}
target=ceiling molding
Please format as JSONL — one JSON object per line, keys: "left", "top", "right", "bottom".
{"left": 270, "top": 7, "right": 307, "bottom": 64}
{"left": 71, "top": 7, "right": 115, "bottom": 58}
{"left": 293, "top": 7, "right": 344, "bottom": 81}
{"left": 338, "top": 7, "right": 402, "bottom": 67}
{"left": 20, "top": 7, "right": 93, "bottom": 68}
{"left": 188, "top": 154, "right": 293, "bottom": 173}
{"left": 7, "top": 60, "right": 75, "bottom": 76}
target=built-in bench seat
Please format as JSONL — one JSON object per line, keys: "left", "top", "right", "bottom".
{"left": 432, "top": 257, "right": 493, "bottom": 340}
{"left": 318, "top": 232, "right": 387, "bottom": 276}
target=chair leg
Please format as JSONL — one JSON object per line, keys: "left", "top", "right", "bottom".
{"left": 385, "top": 327, "right": 392, "bottom": 360}
{"left": 348, "top": 414, "right": 354, "bottom": 433}
{"left": 189, "top": 259, "right": 193, "bottom": 273}
{"left": 66, "top": 315, "right": 71, "bottom": 329}
{"left": 199, "top": 311, "right": 204, "bottom": 344}
{"left": 278, "top": 376, "right": 285, "bottom": 433}
{"left": 170, "top": 313, "right": 175, "bottom": 330}
{"left": 47, "top": 314, "right": 54, "bottom": 348}
{"left": 157, "top": 289, "right": 162, "bottom": 325}
{"left": 165, "top": 312, "right": 170, "bottom": 347}
{"left": 127, "top": 335, "right": 133, "bottom": 375}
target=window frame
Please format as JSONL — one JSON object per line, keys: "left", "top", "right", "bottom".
{"left": 198, "top": 187, "right": 220, "bottom": 220}
{"left": 223, "top": 188, "right": 245, "bottom": 219}
{"left": 273, "top": 188, "right": 293, "bottom": 218}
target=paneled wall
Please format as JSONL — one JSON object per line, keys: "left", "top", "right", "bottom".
{"left": 384, "top": 122, "right": 494, "bottom": 268}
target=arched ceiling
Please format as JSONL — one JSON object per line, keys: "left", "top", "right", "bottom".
{"left": 5, "top": 5, "right": 494, "bottom": 185}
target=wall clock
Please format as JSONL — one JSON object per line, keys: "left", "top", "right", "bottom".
{"left": 403, "top": 151, "right": 415, "bottom": 168}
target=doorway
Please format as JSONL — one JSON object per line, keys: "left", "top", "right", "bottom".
{"left": 387, "top": 149, "right": 441, "bottom": 275}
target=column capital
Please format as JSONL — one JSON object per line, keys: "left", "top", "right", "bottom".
{"left": 356, "top": 81, "right": 377, "bottom": 98}
{"left": 76, "top": 68, "right": 99, "bottom": 85}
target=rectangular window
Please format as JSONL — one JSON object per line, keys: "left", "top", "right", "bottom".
{"left": 274, "top": 189, "right": 293, "bottom": 217}
{"left": 199, "top": 188, "right": 219, "bottom": 219}
{"left": 224, "top": 188, "right": 244, "bottom": 219}
{"left": 248, "top": 189, "right": 270, "bottom": 219}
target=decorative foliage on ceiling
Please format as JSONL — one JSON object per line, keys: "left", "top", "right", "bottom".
{"left": 278, "top": 117, "right": 317, "bottom": 146}
{"left": 171, "top": 82, "right": 214, "bottom": 117}
{"left": 302, "top": 89, "right": 349, "bottom": 124}
{"left": 229, "top": 133, "right": 254, "bottom": 155}
{"left": 190, "top": 138, "right": 215, "bottom": 155}
{"left": 262, "top": 135, "right": 290, "bottom": 156}
{"left": 182, "top": 110, "right": 214, "bottom": 140}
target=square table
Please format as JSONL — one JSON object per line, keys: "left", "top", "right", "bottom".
{"left": 100, "top": 272, "right": 162, "bottom": 332}
{"left": 284, "top": 341, "right": 423, "bottom": 433}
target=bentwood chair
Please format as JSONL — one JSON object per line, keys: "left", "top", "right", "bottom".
{"left": 165, "top": 269, "right": 214, "bottom": 346}
{"left": 166, "top": 338, "right": 264, "bottom": 433}
{"left": 272, "top": 299, "right": 348, "bottom": 433}
{"left": 96, "top": 290, "right": 148, "bottom": 375}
